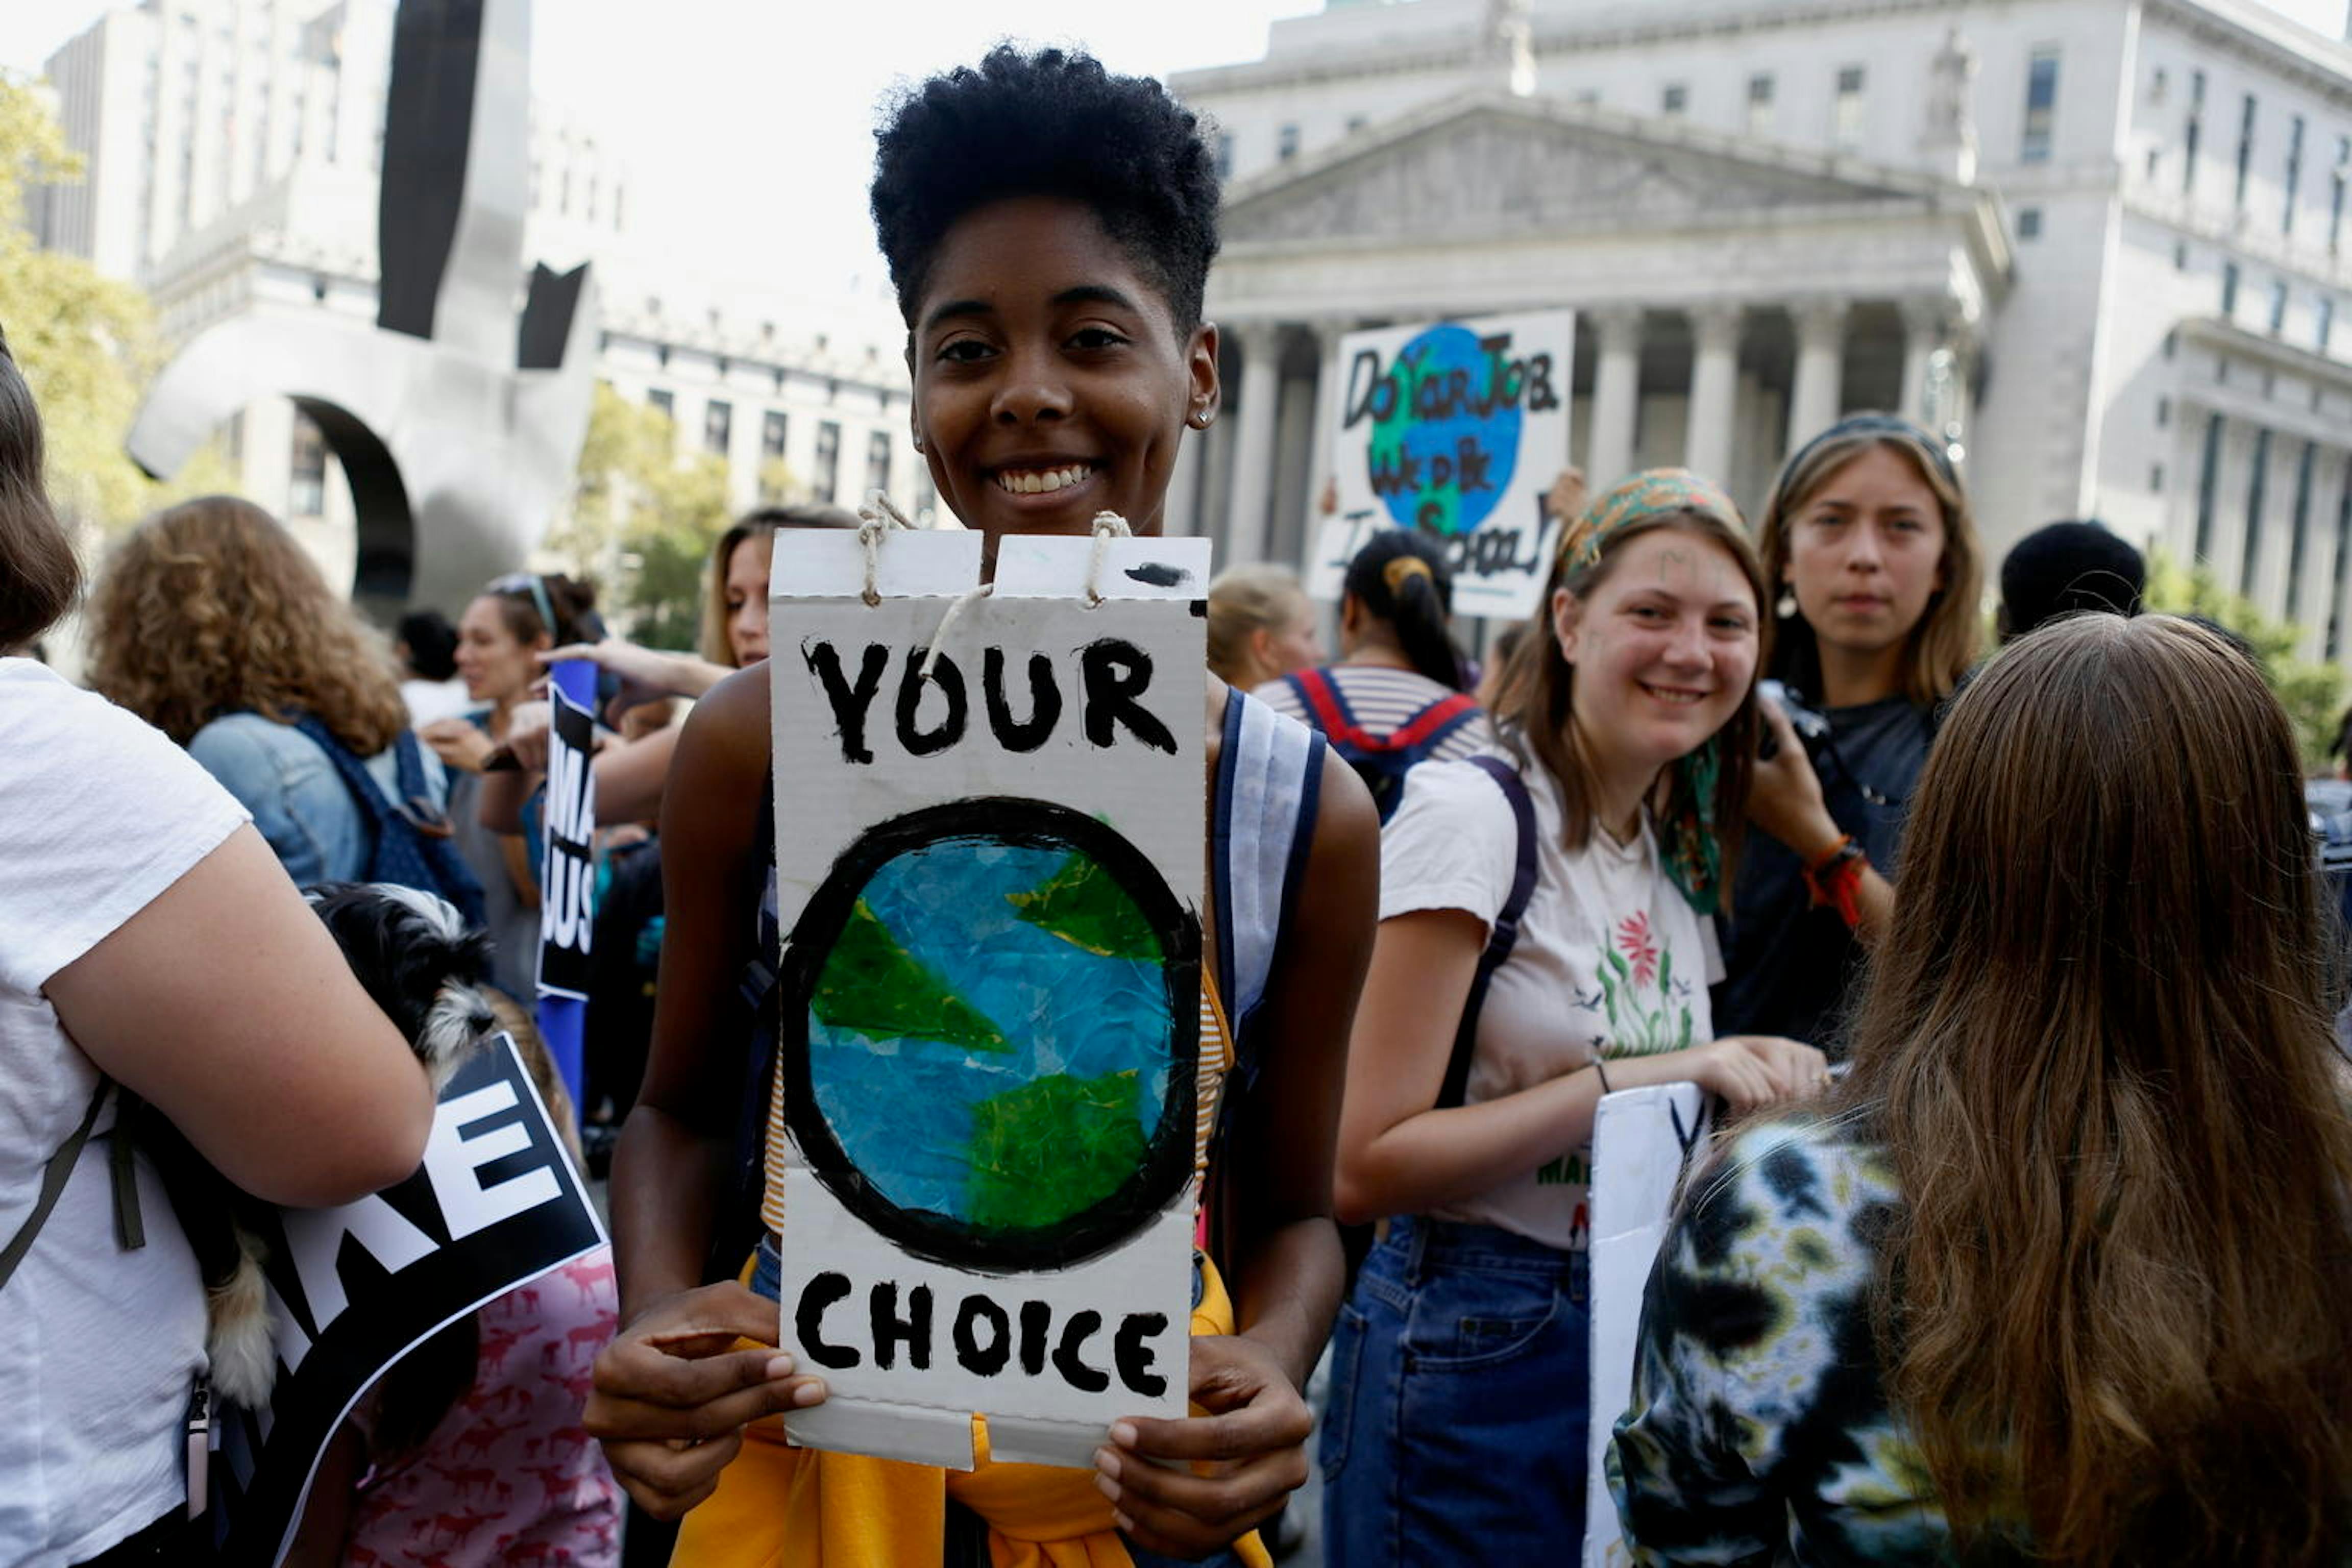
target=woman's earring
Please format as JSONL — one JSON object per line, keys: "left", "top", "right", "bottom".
{"left": 912, "top": 433, "right": 925, "bottom": 453}
{"left": 1188, "top": 404, "right": 1213, "bottom": 429}
{"left": 1775, "top": 589, "right": 1798, "bottom": 619}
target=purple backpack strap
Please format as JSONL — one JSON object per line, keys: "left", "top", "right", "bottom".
{"left": 1436, "top": 755, "right": 1539, "bottom": 1110}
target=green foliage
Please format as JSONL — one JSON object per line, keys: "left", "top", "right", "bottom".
{"left": 547, "top": 382, "right": 742, "bottom": 648}
{"left": 2143, "top": 550, "right": 2346, "bottom": 767}
{"left": 1, "top": 73, "right": 231, "bottom": 533}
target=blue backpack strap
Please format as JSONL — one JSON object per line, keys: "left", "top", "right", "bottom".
{"left": 1214, "top": 692, "right": 1321, "bottom": 1065}
{"left": 286, "top": 715, "right": 485, "bottom": 922}
{"left": 1436, "top": 754, "right": 1538, "bottom": 1110}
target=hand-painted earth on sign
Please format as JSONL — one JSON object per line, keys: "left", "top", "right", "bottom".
{"left": 1367, "top": 322, "right": 1524, "bottom": 536}
{"left": 804, "top": 835, "right": 1176, "bottom": 1240}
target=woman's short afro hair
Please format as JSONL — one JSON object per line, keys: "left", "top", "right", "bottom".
{"left": 871, "top": 45, "right": 1222, "bottom": 333}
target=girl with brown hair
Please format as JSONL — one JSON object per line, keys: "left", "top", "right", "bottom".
{"left": 85, "top": 496, "right": 472, "bottom": 902}
{"left": 1716, "top": 413, "right": 1984, "bottom": 1051}
{"left": 1612, "top": 612, "right": 2352, "bottom": 1565}
{"left": 1322, "top": 471, "right": 1828, "bottom": 1566}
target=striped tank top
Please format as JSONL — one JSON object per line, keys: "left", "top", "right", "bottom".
{"left": 758, "top": 690, "right": 1326, "bottom": 1235}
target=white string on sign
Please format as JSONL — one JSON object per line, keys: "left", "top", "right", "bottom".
{"left": 854, "top": 489, "right": 914, "bottom": 608}
{"left": 921, "top": 581, "right": 994, "bottom": 681}
{"left": 1084, "top": 511, "right": 1133, "bottom": 608}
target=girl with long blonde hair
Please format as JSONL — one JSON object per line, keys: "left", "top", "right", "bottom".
{"left": 1613, "top": 614, "right": 2352, "bottom": 1565}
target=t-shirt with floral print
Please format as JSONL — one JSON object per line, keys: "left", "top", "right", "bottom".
{"left": 1381, "top": 749, "right": 1723, "bottom": 1251}
{"left": 1607, "top": 1120, "right": 1965, "bottom": 1565}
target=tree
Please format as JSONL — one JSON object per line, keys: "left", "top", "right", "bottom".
{"left": 2143, "top": 550, "right": 2347, "bottom": 768}
{"left": 1, "top": 72, "right": 230, "bottom": 533}
{"left": 546, "top": 382, "right": 738, "bottom": 649}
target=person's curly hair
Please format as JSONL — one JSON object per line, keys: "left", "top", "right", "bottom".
{"left": 87, "top": 495, "right": 408, "bottom": 755}
{"left": 870, "top": 45, "right": 1222, "bottom": 332}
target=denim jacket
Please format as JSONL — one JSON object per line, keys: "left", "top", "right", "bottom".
{"left": 186, "top": 714, "right": 447, "bottom": 889}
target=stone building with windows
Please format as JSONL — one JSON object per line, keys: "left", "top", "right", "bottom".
{"left": 1169, "top": 0, "right": 2352, "bottom": 661}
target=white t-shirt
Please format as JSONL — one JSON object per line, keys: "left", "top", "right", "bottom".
{"left": 0, "top": 659, "right": 248, "bottom": 1565}
{"left": 1380, "top": 748, "right": 1721, "bottom": 1251}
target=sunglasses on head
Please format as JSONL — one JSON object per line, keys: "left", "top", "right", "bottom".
{"left": 1780, "top": 413, "right": 1960, "bottom": 493}
{"left": 486, "top": 572, "right": 557, "bottom": 637}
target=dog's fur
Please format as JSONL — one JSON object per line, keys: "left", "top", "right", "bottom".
{"left": 142, "top": 883, "right": 501, "bottom": 1407}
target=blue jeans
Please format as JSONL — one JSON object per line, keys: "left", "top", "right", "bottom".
{"left": 1320, "top": 1216, "right": 1592, "bottom": 1566}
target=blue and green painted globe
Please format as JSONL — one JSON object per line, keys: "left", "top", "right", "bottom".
{"left": 783, "top": 803, "right": 1197, "bottom": 1268}
{"left": 1368, "top": 322, "right": 1523, "bottom": 536}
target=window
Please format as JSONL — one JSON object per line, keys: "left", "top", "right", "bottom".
{"left": 1345, "top": 115, "right": 1368, "bottom": 135}
{"left": 2184, "top": 110, "right": 2202, "bottom": 195}
{"left": 2191, "top": 68, "right": 2207, "bottom": 109}
{"left": 2017, "top": 207, "right": 2043, "bottom": 239}
{"left": 2270, "top": 278, "right": 2289, "bottom": 335}
{"left": 1661, "top": 83, "right": 1688, "bottom": 117}
{"left": 866, "top": 430, "right": 892, "bottom": 496}
{"left": 2241, "top": 426, "right": 2272, "bottom": 595}
{"left": 289, "top": 411, "right": 327, "bottom": 518}
{"left": 2021, "top": 47, "right": 2059, "bottom": 163}
{"left": 2288, "top": 440, "right": 2317, "bottom": 596}
{"left": 2321, "top": 298, "right": 2336, "bottom": 354}
{"left": 762, "top": 410, "right": 789, "bottom": 462}
{"left": 2332, "top": 459, "right": 2352, "bottom": 659}
{"left": 2285, "top": 115, "right": 2305, "bottom": 234}
{"left": 2223, "top": 261, "right": 2241, "bottom": 316}
{"left": 2151, "top": 462, "right": 2166, "bottom": 494}
{"left": 2164, "top": 328, "right": 2179, "bottom": 360}
{"left": 1213, "top": 133, "right": 1233, "bottom": 179}
{"left": 648, "top": 388, "right": 673, "bottom": 420}
{"left": 2146, "top": 145, "right": 2162, "bottom": 182}
{"left": 2333, "top": 136, "right": 2349, "bottom": 254}
{"left": 814, "top": 420, "right": 841, "bottom": 503}
{"left": 2235, "top": 93, "right": 2256, "bottom": 209}
{"left": 703, "top": 398, "right": 731, "bottom": 456}
{"left": 2157, "top": 396, "right": 2171, "bottom": 427}
{"left": 2194, "top": 412, "right": 2224, "bottom": 561}
{"left": 2174, "top": 239, "right": 2189, "bottom": 270}
{"left": 1276, "top": 123, "right": 1300, "bottom": 161}
{"left": 1833, "top": 66, "right": 1866, "bottom": 151}
{"left": 1746, "top": 73, "right": 1775, "bottom": 136}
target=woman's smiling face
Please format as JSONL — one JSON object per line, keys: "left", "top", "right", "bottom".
{"left": 909, "top": 195, "right": 1218, "bottom": 549}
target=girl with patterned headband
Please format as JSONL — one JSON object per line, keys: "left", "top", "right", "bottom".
{"left": 1321, "top": 468, "right": 1829, "bottom": 1565}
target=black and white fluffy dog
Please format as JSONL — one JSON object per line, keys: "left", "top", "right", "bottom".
{"left": 146, "top": 882, "right": 501, "bottom": 1407}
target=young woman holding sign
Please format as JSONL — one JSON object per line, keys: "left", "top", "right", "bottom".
{"left": 585, "top": 47, "right": 1380, "bottom": 1568}
{"left": 1321, "top": 471, "right": 1830, "bottom": 1565}
{"left": 1611, "top": 614, "right": 2352, "bottom": 1565}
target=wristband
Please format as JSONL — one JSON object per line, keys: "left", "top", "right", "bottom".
{"left": 1802, "top": 839, "right": 1869, "bottom": 928}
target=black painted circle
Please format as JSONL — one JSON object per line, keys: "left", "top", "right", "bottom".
{"left": 777, "top": 796, "right": 1200, "bottom": 1273}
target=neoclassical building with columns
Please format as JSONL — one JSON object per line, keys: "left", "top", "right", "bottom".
{"left": 1166, "top": 0, "right": 2352, "bottom": 664}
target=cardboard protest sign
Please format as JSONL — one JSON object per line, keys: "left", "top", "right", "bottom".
{"left": 768, "top": 524, "right": 1210, "bottom": 1470}
{"left": 1583, "top": 1082, "right": 1713, "bottom": 1567}
{"left": 1309, "top": 311, "right": 1573, "bottom": 621}
{"left": 535, "top": 678, "right": 598, "bottom": 1003}
{"left": 206, "top": 1033, "right": 607, "bottom": 1568}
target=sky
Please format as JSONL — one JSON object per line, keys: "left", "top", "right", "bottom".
{"left": 2, "top": 0, "right": 2344, "bottom": 308}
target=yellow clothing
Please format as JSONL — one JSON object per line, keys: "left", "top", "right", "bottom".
{"left": 691, "top": 977, "right": 1272, "bottom": 1568}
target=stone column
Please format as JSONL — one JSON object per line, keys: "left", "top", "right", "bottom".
{"left": 1222, "top": 320, "right": 1284, "bottom": 566}
{"left": 1898, "top": 300, "right": 1946, "bottom": 426}
{"left": 2297, "top": 447, "right": 2348, "bottom": 657}
{"left": 1302, "top": 318, "right": 1351, "bottom": 564}
{"left": 1586, "top": 306, "right": 1643, "bottom": 492}
{"left": 1787, "top": 298, "right": 1849, "bottom": 453}
{"left": 1683, "top": 303, "right": 1743, "bottom": 483}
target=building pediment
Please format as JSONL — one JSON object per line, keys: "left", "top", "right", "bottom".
{"left": 1220, "top": 90, "right": 1958, "bottom": 247}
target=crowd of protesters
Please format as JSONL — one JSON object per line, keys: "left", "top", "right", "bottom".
{"left": 3, "top": 39, "right": 2349, "bottom": 1568}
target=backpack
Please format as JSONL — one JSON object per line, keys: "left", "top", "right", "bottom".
{"left": 1280, "top": 667, "right": 1482, "bottom": 823}
{"left": 288, "top": 714, "right": 487, "bottom": 924}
